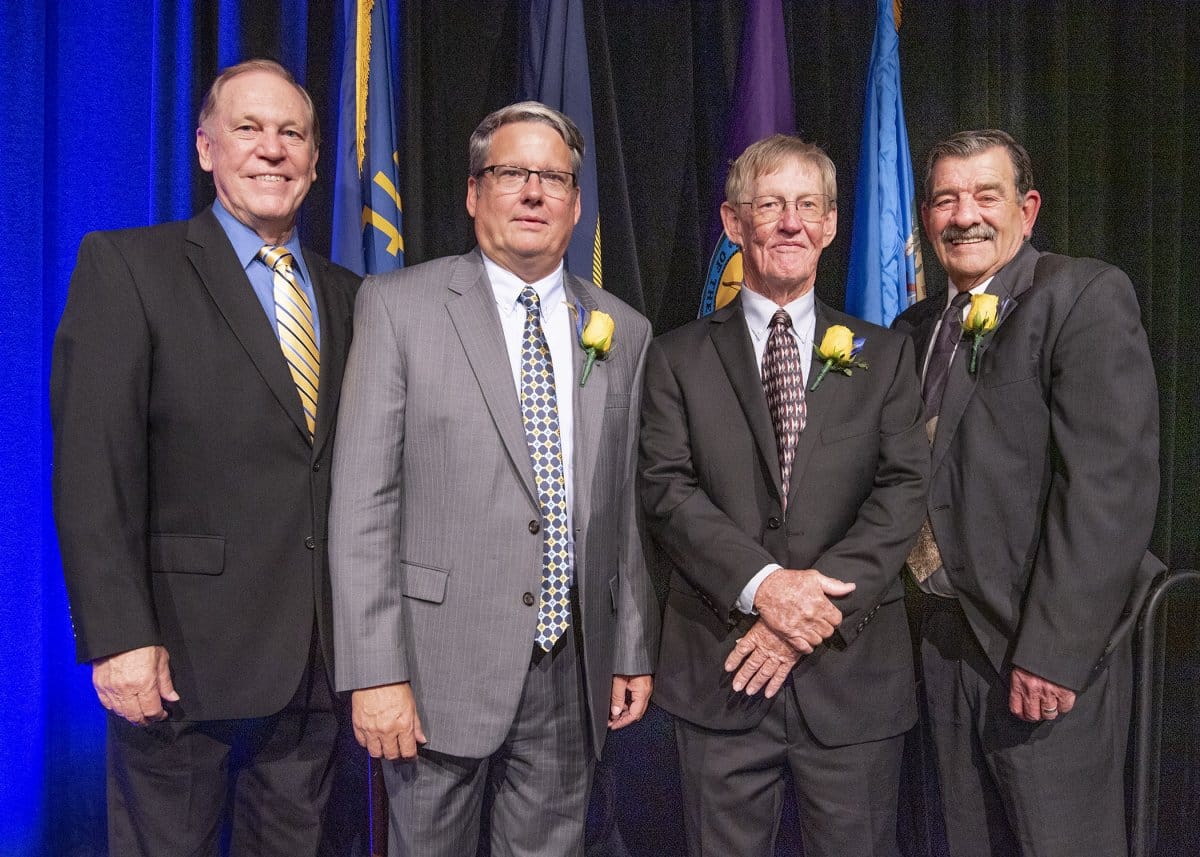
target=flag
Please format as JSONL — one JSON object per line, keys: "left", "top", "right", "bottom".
{"left": 332, "top": 0, "right": 403, "bottom": 276}
{"left": 845, "top": 0, "right": 924, "bottom": 327}
{"left": 521, "top": 0, "right": 602, "bottom": 287}
{"left": 699, "top": 0, "right": 795, "bottom": 317}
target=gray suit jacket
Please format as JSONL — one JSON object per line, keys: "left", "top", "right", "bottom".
{"left": 895, "top": 243, "right": 1163, "bottom": 691}
{"left": 329, "top": 249, "right": 657, "bottom": 759}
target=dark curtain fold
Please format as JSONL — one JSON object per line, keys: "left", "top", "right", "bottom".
{"left": 20, "top": 1, "right": 1199, "bottom": 853}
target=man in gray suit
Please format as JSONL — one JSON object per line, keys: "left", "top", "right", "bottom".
{"left": 328, "top": 102, "right": 657, "bottom": 857}
{"left": 894, "top": 129, "right": 1161, "bottom": 857}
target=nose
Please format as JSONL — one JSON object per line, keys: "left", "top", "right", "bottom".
{"left": 951, "top": 193, "right": 982, "bottom": 226}
{"left": 257, "top": 130, "right": 285, "bottom": 160}
{"left": 777, "top": 201, "right": 805, "bottom": 232}
{"left": 519, "top": 172, "right": 545, "bottom": 202}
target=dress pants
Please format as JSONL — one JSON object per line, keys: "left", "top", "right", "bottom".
{"left": 383, "top": 627, "right": 594, "bottom": 857}
{"left": 106, "top": 633, "right": 341, "bottom": 857}
{"left": 674, "top": 680, "right": 906, "bottom": 857}
{"left": 914, "top": 590, "right": 1131, "bottom": 857}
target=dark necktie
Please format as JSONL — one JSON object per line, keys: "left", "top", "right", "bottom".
{"left": 516, "top": 287, "right": 571, "bottom": 651}
{"left": 921, "top": 290, "right": 972, "bottom": 424}
{"left": 761, "top": 309, "right": 806, "bottom": 512}
{"left": 908, "top": 290, "right": 971, "bottom": 582}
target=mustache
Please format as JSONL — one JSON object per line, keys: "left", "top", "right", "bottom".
{"left": 940, "top": 224, "right": 997, "bottom": 243}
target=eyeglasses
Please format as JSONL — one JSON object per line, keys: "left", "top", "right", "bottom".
{"left": 476, "top": 165, "right": 577, "bottom": 199}
{"left": 738, "top": 194, "right": 831, "bottom": 225}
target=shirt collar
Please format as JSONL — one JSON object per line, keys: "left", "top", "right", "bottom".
{"left": 740, "top": 285, "right": 816, "bottom": 345}
{"left": 946, "top": 275, "right": 993, "bottom": 308}
{"left": 482, "top": 253, "right": 566, "bottom": 317}
{"left": 212, "top": 199, "right": 306, "bottom": 282}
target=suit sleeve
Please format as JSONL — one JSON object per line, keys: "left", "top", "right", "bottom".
{"left": 328, "top": 278, "right": 412, "bottom": 692}
{"left": 612, "top": 318, "right": 660, "bottom": 675}
{"left": 639, "top": 339, "right": 777, "bottom": 620}
{"left": 1011, "top": 266, "right": 1160, "bottom": 690}
{"left": 812, "top": 336, "right": 929, "bottom": 647}
{"left": 51, "top": 232, "right": 160, "bottom": 662}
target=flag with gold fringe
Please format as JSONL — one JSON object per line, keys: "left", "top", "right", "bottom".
{"left": 332, "top": 0, "right": 403, "bottom": 275}
{"left": 845, "top": 0, "right": 924, "bottom": 326}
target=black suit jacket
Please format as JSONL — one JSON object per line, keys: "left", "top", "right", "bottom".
{"left": 640, "top": 295, "right": 928, "bottom": 746}
{"left": 51, "top": 207, "right": 360, "bottom": 720}
{"left": 894, "top": 243, "right": 1163, "bottom": 692}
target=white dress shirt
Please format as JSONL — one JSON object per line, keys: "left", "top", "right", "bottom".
{"left": 483, "top": 254, "right": 577, "bottom": 581}
{"left": 735, "top": 286, "right": 817, "bottom": 613}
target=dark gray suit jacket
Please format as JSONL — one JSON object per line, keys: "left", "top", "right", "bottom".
{"left": 641, "top": 295, "right": 928, "bottom": 746}
{"left": 894, "top": 243, "right": 1163, "bottom": 692}
{"left": 52, "top": 207, "right": 360, "bottom": 720}
{"left": 329, "top": 249, "right": 658, "bottom": 759}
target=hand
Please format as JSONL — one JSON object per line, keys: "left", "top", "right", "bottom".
{"left": 724, "top": 620, "right": 802, "bottom": 698}
{"left": 753, "top": 568, "right": 855, "bottom": 653}
{"left": 609, "top": 674, "right": 652, "bottom": 730}
{"left": 352, "top": 682, "right": 428, "bottom": 760}
{"left": 1009, "top": 667, "right": 1077, "bottom": 723}
{"left": 92, "top": 645, "right": 179, "bottom": 726}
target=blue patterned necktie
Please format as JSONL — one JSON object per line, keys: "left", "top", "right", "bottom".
{"left": 762, "top": 309, "right": 806, "bottom": 512}
{"left": 516, "top": 287, "right": 571, "bottom": 651}
{"left": 258, "top": 245, "right": 319, "bottom": 437}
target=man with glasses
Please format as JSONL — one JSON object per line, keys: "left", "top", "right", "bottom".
{"left": 328, "top": 101, "right": 657, "bottom": 856}
{"left": 640, "top": 133, "right": 928, "bottom": 855}
{"left": 894, "top": 129, "right": 1161, "bottom": 857}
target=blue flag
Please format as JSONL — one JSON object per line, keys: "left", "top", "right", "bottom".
{"left": 845, "top": 0, "right": 924, "bottom": 327}
{"left": 521, "top": 0, "right": 602, "bottom": 287}
{"left": 332, "top": 0, "right": 404, "bottom": 276}
{"left": 699, "top": 0, "right": 795, "bottom": 317}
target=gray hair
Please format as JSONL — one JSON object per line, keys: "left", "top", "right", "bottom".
{"left": 725, "top": 134, "right": 837, "bottom": 209}
{"left": 468, "top": 101, "right": 584, "bottom": 178}
{"left": 923, "top": 129, "right": 1034, "bottom": 202}
{"left": 198, "top": 59, "right": 319, "bottom": 149}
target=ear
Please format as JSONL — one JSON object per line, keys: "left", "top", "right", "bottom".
{"left": 1018, "top": 189, "right": 1042, "bottom": 238}
{"left": 196, "top": 127, "right": 213, "bottom": 173}
{"left": 465, "top": 175, "right": 479, "bottom": 218}
{"left": 819, "top": 208, "right": 837, "bottom": 249}
{"left": 920, "top": 202, "right": 933, "bottom": 239}
{"left": 571, "top": 187, "right": 581, "bottom": 226}
{"left": 719, "top": 202, "right": 744, "bottom": 247}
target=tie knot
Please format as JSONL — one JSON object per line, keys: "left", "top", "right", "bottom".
{"left": 950, "top": 290, "right": 972, "bottom": 310}
{"left": 258, "top": 245, "right": 295, "bottom": 273}
{"left": 517, "top": 286, "right": 541, "bottom": 313}
{"left": 769, "top": 309, "right": 792, "bottom": 331}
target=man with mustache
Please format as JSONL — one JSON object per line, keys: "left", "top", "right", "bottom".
{"left": 894, "top": 129, "right": 1162, "bottom": 857}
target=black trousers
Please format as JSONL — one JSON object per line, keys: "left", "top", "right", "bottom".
{"left": 106, "top": 636, "right": 341, "bottom": 857}
{"left": 913, "top": 591, "right": 1131, "bottom": 857}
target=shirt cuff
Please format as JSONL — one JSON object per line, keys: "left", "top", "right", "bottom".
{"left": 736, "top": 564, "right": 782, "bottom": 614}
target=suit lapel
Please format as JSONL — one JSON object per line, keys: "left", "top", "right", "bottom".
{"left": 786, "top": 304, "right": 843, "bottom": 509}
{"left": 185, "top": 209, "right": 309, "bottom": 440}
{"left": 564, "top": 275, "right": 608, "bottom": 529}
{"left": 306, "top": 252, "right": 349, "bottom": 459}
{"left": 446, "top": 253, "right": 538, "bottom": 506}
{"left": 708, "top": 297, "right": 784, "bottom": 501}
{"left": 931, "top": 243, "right": 1040, "bottom": 471}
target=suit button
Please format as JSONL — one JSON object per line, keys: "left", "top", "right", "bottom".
{"left": 522, "top": 592, "right": 536, "bottom": 606}
{"left": 304, "top": 536, "right": 316, "bottom": 550}
{"left": 312, "top": 462, "right": 321, "bottom": 472}
{"left": 767, "top": 517, "right": 781, "bottom": 529}
{"left": 528, "top": 520, "right": 541, "bottom": 534}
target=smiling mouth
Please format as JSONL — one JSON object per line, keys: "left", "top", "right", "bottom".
{"left": 254, "top": 175, "right": 288, "bottom": 183}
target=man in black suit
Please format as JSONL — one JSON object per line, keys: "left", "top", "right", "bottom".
{"left": 51, "top": 60, "right": 359, "bottom": 856}
{"left": 640, "top": 134, "right": 928, "bottom": 856}
{"left": 894, "top": 129, "right": 1161, "bottom": 857}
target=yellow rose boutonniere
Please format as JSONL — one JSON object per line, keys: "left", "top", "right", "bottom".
{"left": 571, "top": 300, "right": 615, "bottom": 387}
{"left": 962, "top": 293, "right": 1000, "bottom": 374}
{"left": 809, "top": 325, "right": 868, "bottom": 392}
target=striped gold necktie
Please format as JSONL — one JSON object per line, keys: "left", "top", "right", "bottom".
{"left": 258, "top": 246, "right": 319, "bottom": 437}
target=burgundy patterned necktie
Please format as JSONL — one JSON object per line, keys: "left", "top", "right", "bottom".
{"left": 762, "top": 309, "right": 806, "bottom": 512}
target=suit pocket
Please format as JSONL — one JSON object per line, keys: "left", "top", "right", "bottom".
{"left": 820, "top": 421, "right": 879, "bottom": 445}
{"left": 605, "top": 393, "right": 631, "bottom": 409}
{"left": 149, "top": 533, "right": 225, "bottom": 575}
{"left": 401, "top": 561, "right": 449, "bottom": 603}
